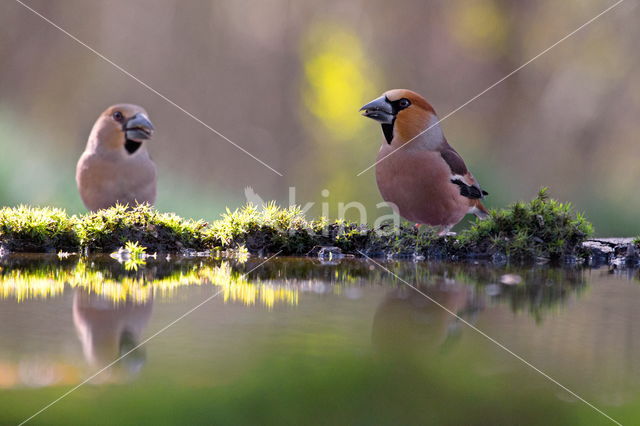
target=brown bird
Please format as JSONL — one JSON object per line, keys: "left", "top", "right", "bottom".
{"left": 76, "top": 104, "right": 157, "bottom": 211}
{"left": 361, "top": 89, "right": 489, "bottom": 233}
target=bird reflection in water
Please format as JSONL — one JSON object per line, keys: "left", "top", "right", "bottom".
{"left": 73, "top": 287, "right": 153, "bottom": 383}
{"left": 372, "top": 278, "right": 482, "bottom": 357}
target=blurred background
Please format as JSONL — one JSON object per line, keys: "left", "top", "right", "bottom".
{"left": 0, "top": 0, "right": 638, "bottom": 235}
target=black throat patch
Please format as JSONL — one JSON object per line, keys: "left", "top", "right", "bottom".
{"left": 124, "top": 139, "right": 142, "bottom": 154}
{"left": 381, "top": 122, "right": 394, "bottom": 144}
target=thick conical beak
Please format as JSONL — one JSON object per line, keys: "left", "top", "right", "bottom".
{"left": 360, "top": 96, "right": 395, "bottom": 124}
{"left": 124, "top": 114, "right": 155, "bottom": 141}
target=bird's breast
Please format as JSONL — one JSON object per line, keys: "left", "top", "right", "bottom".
{"left": 76, "top": 151, "right": 157, "bottom": 211}
{"left": 375, "top": 144, "right": 470, "bottom": 226}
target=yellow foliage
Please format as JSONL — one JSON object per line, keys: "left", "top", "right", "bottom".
{"left": 302, "top": 24, "right": 378, "bottom": 140}
{"left": 451, "top": 0, "right": 508, "bottom": 54}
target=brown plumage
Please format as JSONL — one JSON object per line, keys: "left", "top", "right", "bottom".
{"left": 76, "top": 104, "right": 157, "bottom": 212}
{"left": 361, "top": 89, "right": 489, "bottom": 232}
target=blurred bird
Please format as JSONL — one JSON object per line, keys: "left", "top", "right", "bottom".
{"left": 76, "top": 104, "right": 156, "bottom": 211}
{"left": 361, "top": 89, "right": 489, "bottom": 233}
{"left": 73, "top": 287, "right": 152, "bottom": 382}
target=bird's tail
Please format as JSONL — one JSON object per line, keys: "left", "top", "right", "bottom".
{"left": 472, "top": 201, "right": 490, "bottom": 220}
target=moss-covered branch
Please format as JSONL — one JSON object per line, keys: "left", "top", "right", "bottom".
{"left": 0, "top": 189, "right": 613, "bottom": 263}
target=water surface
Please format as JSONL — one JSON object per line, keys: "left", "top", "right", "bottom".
{"left": 1, "top": 254, "right": 639, "bottom": 425}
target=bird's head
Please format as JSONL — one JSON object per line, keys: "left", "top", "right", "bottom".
{"left": 89, "top": 104, "right": 155, "bottom": 154}
{"left": 360, "top": 89, "right": 436, "bottom": 144}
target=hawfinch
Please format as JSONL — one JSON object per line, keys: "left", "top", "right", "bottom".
{"left": 76, "top": 104, "right": 156, "bottom": 211}
{"left": 73, "top": 287, "right": 152, "bottom": 381}
{"left": 361, "top": 89, "right": 488, "bottom": 233}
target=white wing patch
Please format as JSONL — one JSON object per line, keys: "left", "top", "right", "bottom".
{"left": 450, "top": 174, "right": 472, "bottom": 186}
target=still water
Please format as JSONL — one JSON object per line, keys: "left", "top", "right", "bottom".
{"left": 0, "top": 254, "right": 639, "bottom": 425}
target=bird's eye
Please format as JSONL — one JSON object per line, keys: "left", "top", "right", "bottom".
{"left": 112, "top": 111, "right": 124, "bottom": 122}
{"left": 399, "top": 98, "right": 411, "bottom": 108}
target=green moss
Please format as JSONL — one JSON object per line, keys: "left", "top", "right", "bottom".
{"left": 0, "top": 205, "right": 78, "bottom": 252}
{"left": 457, "top": 188, "right": 593, "bottom": 261}
{"left": 77, "top": 204, "right": 208, "bottom": 252}
{"left": 0, "top": 189, "right": 595, "bottom": 262}
{"left": 123, "top": 240, "right": 147, "bottom": 257}
{"left": 206, "top": 203, "right": 321, "bottom": 254}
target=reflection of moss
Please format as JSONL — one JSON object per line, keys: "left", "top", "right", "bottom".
{"left": 0, "top": 255, "right": 587, "bottom": 321}
{"left": 489, "top": 267, "right": 587, "bottom": 323}
{"left": 379, "top": 261, "right": 587, "bottom": 320}
{"left": 0, "top": 255, "right": 297, "bottom": 308}
{"left": 0, "top": 190, "right": 593, "bottom": 262}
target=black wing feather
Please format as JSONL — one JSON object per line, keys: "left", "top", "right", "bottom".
{"left": 441, "top": 147, "right": 488, "bottom": 200}
{"left": 450, "top": 178, "right": 487, "bottom": 199}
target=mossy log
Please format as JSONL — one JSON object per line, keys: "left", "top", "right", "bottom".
{"left": 0, "top": 189, "right": 635, "bottom": 264}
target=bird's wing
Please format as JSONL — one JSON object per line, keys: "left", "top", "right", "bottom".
{"left": 440, "top": 147, "right": 488, "bottom": 200}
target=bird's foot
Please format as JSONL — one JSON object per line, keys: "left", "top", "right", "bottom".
{"left": 438, "top": 227, "right": 456, "bottom": 237}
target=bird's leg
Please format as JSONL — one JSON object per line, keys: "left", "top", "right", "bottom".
{"left": 438, "top": 225, "right": 456, "bottom": 237}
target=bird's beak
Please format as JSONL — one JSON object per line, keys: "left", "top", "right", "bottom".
{"left": 360, "top": 96, "right": 395, "bottom": 124}
{"left": 124, "top": 114, "right": 155, "bottom": 141}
